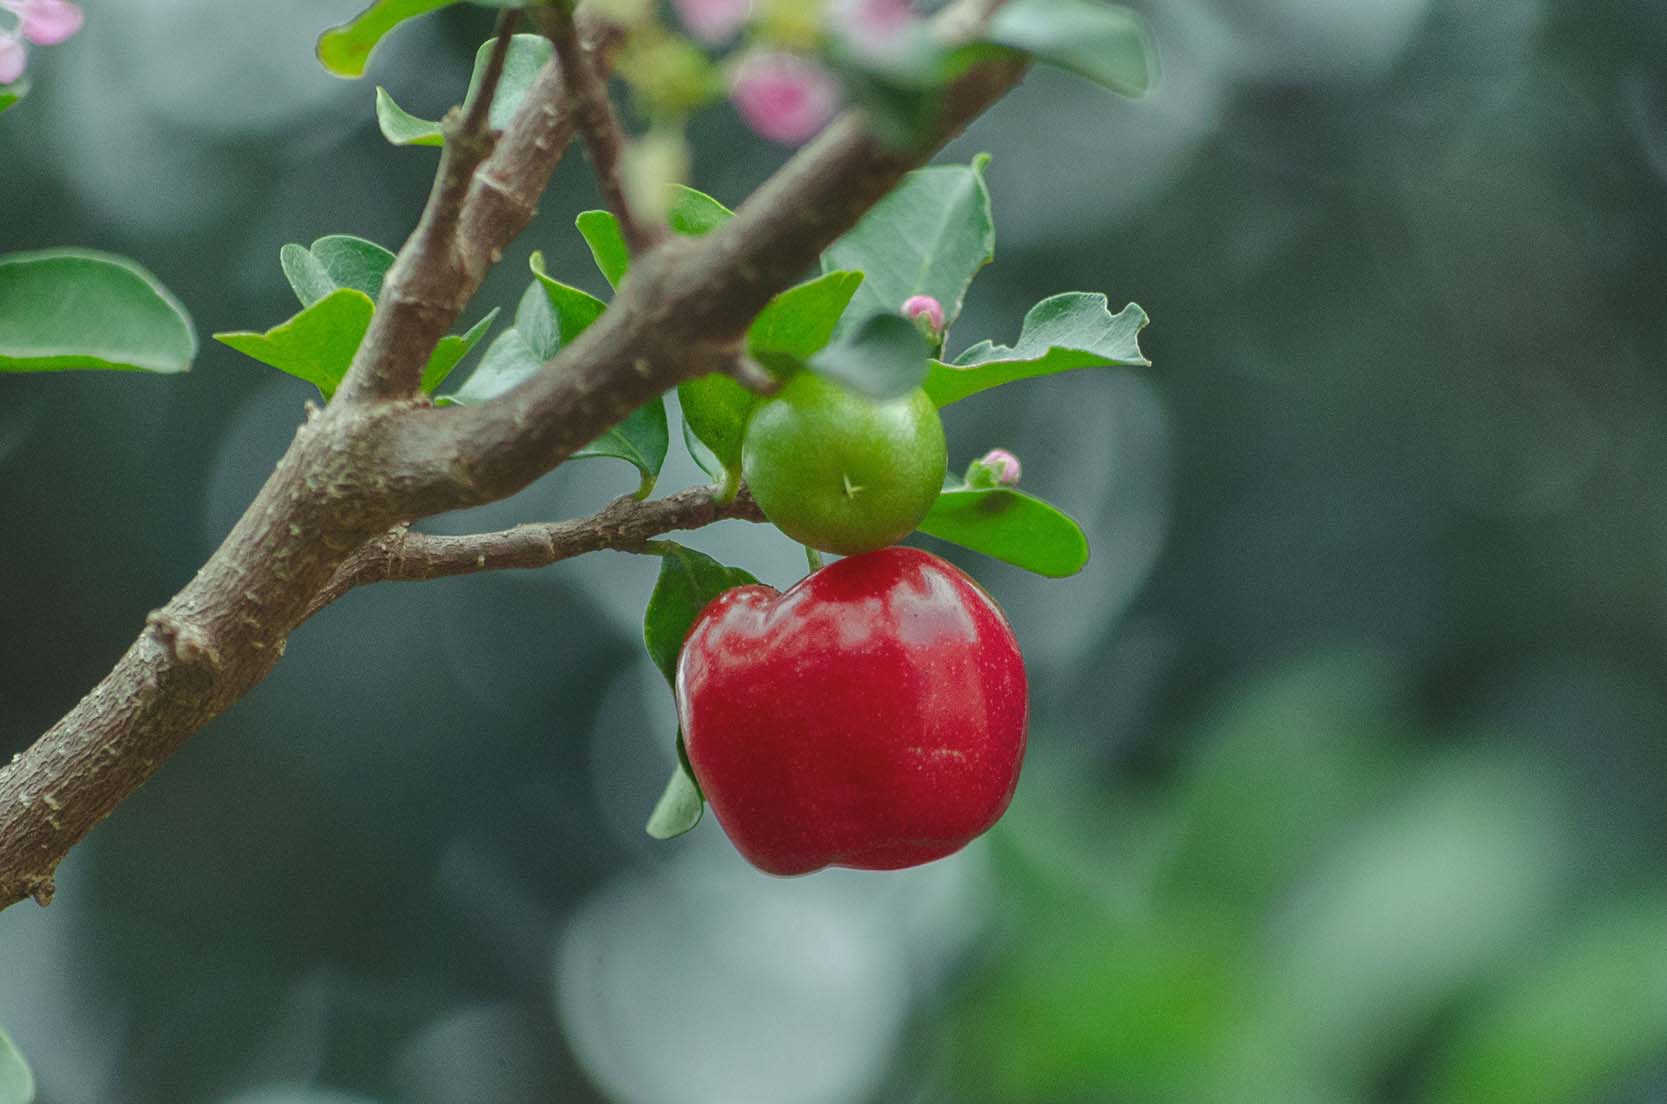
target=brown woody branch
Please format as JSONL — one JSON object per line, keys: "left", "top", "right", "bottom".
{"left": 0, "top": 0, "right": 1024, "bottom": 911}
{"left": 303, "top": 485, "right": 763, "bottom": 619}
{"left": 538, "top": 0, "right": 660, "bottom": 252}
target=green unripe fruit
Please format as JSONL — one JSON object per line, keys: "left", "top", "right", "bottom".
{"left": 741, "top": 373, "right": 947, "bottom": 555}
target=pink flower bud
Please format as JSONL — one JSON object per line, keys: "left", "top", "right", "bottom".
{"left": 902, "top": 294, "right": 945, "bottom": 337}
{"left": 968, "top": 448, "right": 1022, "bottom": 488}
{"left": 2, "top": 0, "right": 82, "bottom": 46}
{"left": 671, "top": 0, "right": 750, "bottom": 45}
{"left": 835, "top": 0, "right": 916, "bottom": 53}
{"left": 730, "top": 51, "right": 842, "bottom": 146}
{"left": 0, "top": 32, "right": 25, "bottom": 85}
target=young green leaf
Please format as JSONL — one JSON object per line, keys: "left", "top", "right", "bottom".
{"left": 925, "top": 293, "right": 1149, "bottom": 407}
{"left": 748, "top": 270, "right": 865, "bottom": 363}
{"left": 215, "top": 288, "right": 375, "bottom": 397}
{"left": 528, "top": 251, "right": 607, "bottom": 342}
{"left": 576, "top": 211, "right": 631, "bottom": 290}
{"left": 986, "top": 0, "right": 1156, "bottom": 98}
{"left": 280, "top": 235, "right": 397, "bottom": 307}
{"left": 646, "top": 751, "right": 705, "bottom": 839}
{"left": 917, "top": 484, "right": 1090, "bottom": 577}
{"left": 316, "top": 0, "right": 459, "bottom": 78}
{"left": 374, "top": 34, "right": 555, "bottom": 147}
{"left": 420, "top": 308, "right": 499, "bottom": 393}
{"left": 677, "top": 373, "right": 756, "bottom": 486}
{"left": 0, "top": 249, "right": 197, "bottom": 374}
{"left": 820, "top": 158, "right": 994, "bottom": 334}
{"left": 0, "top": 1026, "right": 34, "bottom": 1104}
{"left": 0, "top": 78, "right": 28, "bottom": 115}
{"left": 666, "top": 184, "right": 735, "bottom": 236}
{"left": 808, "top": 312, "right": 929, "bottom": 399}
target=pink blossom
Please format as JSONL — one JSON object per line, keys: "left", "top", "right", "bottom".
{"left": 968, "top": 448, "right": 1022, "bottom": 488}
{"left": 672, "top": 0, "right": 750, "bottom": 44}
{"left": 730, "top": 51, "right": 842, "bottom": 146}
{"left": 901, "top": 294, "right": 945, "bottom": 337}
{"left": 0, "top": 31, "right": 24, "bottom": 84}
{"left": 1, "top": 0, "right": 83, "bottom": 46}
{"left": 835, "top": 0, "right": 917, "bottom": 52}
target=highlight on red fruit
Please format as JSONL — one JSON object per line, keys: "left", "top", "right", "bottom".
{"left": 675, "top": 546, "right": 1029, "bottom": 876}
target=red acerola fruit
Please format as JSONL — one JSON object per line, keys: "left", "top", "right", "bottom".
{"left": 676, "top": 546, "right": 1029, "bottom": 875}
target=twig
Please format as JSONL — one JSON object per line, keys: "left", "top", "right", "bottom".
{"left": 303, "top": 485, "right": 763, "bottom": 618}
{"left": 538, "top": 0, "right": 661, "bottom": 254}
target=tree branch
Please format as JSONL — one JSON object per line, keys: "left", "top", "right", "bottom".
{"left": 538, "top": 0, "right": 660, "bottom": 253}
{"left": 0, "top": 0, "right": 1024, "bottom": 911}
{"left": 303, "top": 485, "right": 763, "bottom": 619}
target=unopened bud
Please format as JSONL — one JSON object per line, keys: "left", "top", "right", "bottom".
{"left": 902, "top": 294, "right": 945, "bottom": 340}
{"left": 730, "top": 50, "right": 842, "bottom": 146}
{"left": 967, "top": 448, "right": 1021, "bottom": 488}
{"left": 4, "top": 0, "right": 83, "bottom": 47}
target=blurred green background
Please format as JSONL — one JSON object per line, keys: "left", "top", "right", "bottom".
{"left": 4, "top": 1, "right": 1667, "bottom": 1101}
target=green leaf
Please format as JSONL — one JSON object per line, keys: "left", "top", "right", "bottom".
{"left": 821, "top": 158, "right": 994, "bottom": 334}
{"left": 280, "top": 235, "right": 397, "bottom": 308}
{"left": 576, "top": 211, "right": 631, "bottom": 290}
{"left": 0, "top": 249, "right": 197, "bottom": 374}
{"left": 666, "top": 184, "right": 734, "bottom": 237}
{"left": 926, "top": 293, "right": 1149, "bottom": 407}
{"left": 808, "top": 312, "right": 929, "bottom": 399}
{"left": 375, "top": 34, "right": 555, "bottom": 147}
{"left": 680, "top": 413, "right": 727, "bottom": 483}
{"left": 918, "top": 484, "right": 1089, "bottom": 577}
{"left": 748, "top": 270, "right": 864, "bottom": 363}
{"left": 986, "top": 0, "right": 1156, "bottom": 97}
{"left": 646, "top": 750, "right": 705, "bottom": 840}
{"left": 0, "top": 1027, "right": 34, "bottom": 1104}
{"left": 528, "top": 251, "right": 608, "bottom": 342}
{"left": 677, "top": 373, "right": 756, "bottom": 483}
{"left": 420, "top": 307, "right": 498, "bottom": 393}
{"left": 317, "top": 0, "right": 458, "bottom": 78}
{"left": 639, "top": 542, "right": 759, "bottom": 839}
{"left": 215, "top": 288, "right": 375, "bottom": 397}
{"left": 573, "top": 400, "right": 670, "bottom": 498}
{"left": 0, "top": 78, "right": 29, "bottom": 115}
{"left": 1430, "top": 894, "right": 1667, "bottom": 1104}
{"left": 643, "top": 542, "right": 759, "bottom": 686}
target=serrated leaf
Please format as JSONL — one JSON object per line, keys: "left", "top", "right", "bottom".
{"left": 0, "top": 1026, "right": 34, "bottom": 1104}
{"left": 986, "top": 0, "right": 1156, "bottom": 97}
{"left": 809, "top": 311, "right": 928, "bottom": 399}
{"left": 643, "top": 542, "right": 759, "bottom": 686}
{"left": 646, "top": 754, "right": 705, "bottom": 839}
{"left": 1430, "top": 894, "right": 1667, "bottom": 1104}
{"left": 215, "top": 288, "right": 375, "bottom": 397}
{"left": 281, "top": 235, "right": 396, "bottom": 308}
{"left": 0, "top": 249, "right": 197, "bottom": 374}
{"left": 374, "top": 86, "right": 443, "bottom": 145}
{"left": 926, "top": 293, "right": 1149, "bottom": 407}
{"left": 918, "top": 484, "right": 1089, "bottom": 577}
{"left": 420, "top": 307, "right": 498, "bottom": 392}
{"left": 528, "top": 251, "right": 607, "bottom": 342}
{"left": 0, "top": 78, "right": 29, "bottom": 115}
{"left": 821, "top": 159, "right": 993, "bottom": 334}
{"left": 576, "top": 210, "right": 631, "bottom": 290}
{"left": 374, "top": 34, "right": 555, "bottom": 147}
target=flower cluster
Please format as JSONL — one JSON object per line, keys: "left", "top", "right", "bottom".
{"left": 0, "top": 0, "right": 81, "bottom": 85}
{"left": 672, "top": 0, "right": 919, "bottom": 146}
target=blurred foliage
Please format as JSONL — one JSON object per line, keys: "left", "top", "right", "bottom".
{"left": 3, "top": 0, "right": 1667, "bottom": 1102}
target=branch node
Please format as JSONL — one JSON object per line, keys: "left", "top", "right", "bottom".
{"left": 146, "top": 611, "right": 222, "bottom": 669}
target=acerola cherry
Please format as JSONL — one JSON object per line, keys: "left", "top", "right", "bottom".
{"left": 676, "top": 546, "right": 1028, "bottom": 875}
{"left": 741, "top": 373, "right": 947, "bottom": 555}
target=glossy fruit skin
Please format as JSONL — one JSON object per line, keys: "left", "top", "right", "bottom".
{"left": 741, "top": 373, "right": 947, "bottom": 556}
{"left": 676, "top": 546, "right": 1028, "bottom": 875}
